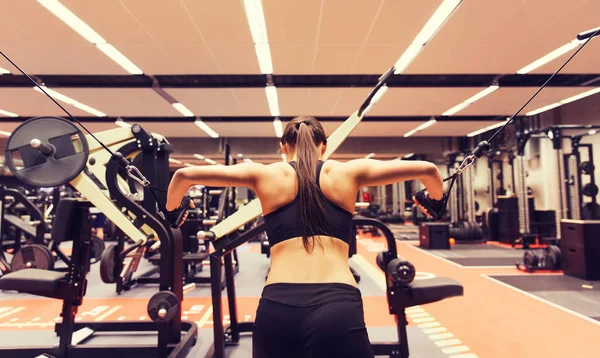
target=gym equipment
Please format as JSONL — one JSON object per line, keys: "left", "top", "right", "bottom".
{"left": 560, "top": 219, "right": 600, "bottom": 280}
{"left": 516, "top": 245, "right": 561, "bottom": 273}
{"left": 582, "top": 183, "right": 598, "bottom": 197}
{"left": 581, "top": 202, "right": 600, "bottom": 220}
{"left": 580, "top": 161, "right": 594, "bottom": 175}
{"left": 357, "top": 217, "right": 463, "bottom": 358}
{"left": 89, "top": 236, "right": 105, "bottom": 264}
{"left": 9, "top": 244, "right": 54, "bottom": 271}
{"left": 5, "top": 117, "right": 88, "bottom": 187}
{"left": 99, "top": 244, "right": 118, "bottom": 284}
{"left": 0, "top": 116, "right": 197, "bottom": 357}
{"left": 419, "top": 222, "right": 450, "bottom": 249}
{"left": 449, "top": 221, "right": 483, "bottom": 242}
{"left": 147, "top": 291, "right": 180, "bottom": 323}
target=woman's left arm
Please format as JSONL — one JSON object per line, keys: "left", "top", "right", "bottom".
{"left": 166, "top": 163, "right": 263, "bottom": 211}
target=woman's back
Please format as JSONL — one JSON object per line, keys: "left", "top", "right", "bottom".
{"left": 256, "top": 160, "right": 359, "bottom": 287}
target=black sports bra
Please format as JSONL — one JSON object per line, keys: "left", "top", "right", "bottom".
{"left": 263, "top": 161, "right": 353, "bottom": 247}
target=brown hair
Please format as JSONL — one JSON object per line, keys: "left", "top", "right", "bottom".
{"left": 281, "top": 116, "right": 329, "bottom": 253}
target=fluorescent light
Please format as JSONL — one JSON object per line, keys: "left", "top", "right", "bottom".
{"left": 169, "top": 158, "right": 182, "bottom": 164}
{"left": 0, "top": 109, "right": 19, "bottom": 117}
{"left": 115, "top": 118, "right": 131, "bottom": 128}
{"left": 443, "top": 86, "right": 499, "bottom": 116}
{"left": 193, "top": 154, "right": 205, "bottom": 160}
{"left": 37, "top": 0, "right": 106, "bottom": 44}
{"left": 33, "top": 86, "right": 106, "bottom": 117}
{"left": 403, "top": 128, "right": 420, "bottom": 138}
{"left": 517, "top": 40, "right": 580, "bottom": 74}
{"left": 96, "top": 43, "right": 143, "bottom": 74}
{"left": 560, "top": 87, "right": 600, "bottom": 105}
{"left": 172, "top": 102, "right": 194, "bottom": 117}
{"left": 412, "top": 0, "right": 462, "bottom": 45}
{"left": 243, "top": 158, "right": 254, "bottom": 163}
{"left": 184, "top": 163, "right": 194, "bottom": 167}
{"left": 525, "top": 102, "right": 562, "bottom": 116}
{"left": 243, "top": 0, "right": 268, "bottom": 43}
{"left": 442, "top": 102, "right": 470, "bottom": 116}
{"left": 393, "top": 0, "right": 462, "bottom": 75}
{"left": 281, "top": 153, "right": 287, "bottom": 162}
{"left": 0, "top": 130, "right": 12, "bottom": 136}
{"left": 0, "top": 67, "right": 10, "bottom": 75}
{"left": 589, "top": 130, "right": 597, "bottom": 136}
{"left": 465, "top": 85, "right": 499, "bottom": 104}
{"left": 415, "top": 119, "right": 437, "bottom": 131}
{"left": 525, "top": 87, "right": 600, "bottom": 116}
{"left": 403, "top": 153, "right": 415, "bottom": 158}
{"left": 467, "top": 120, "right": 509, "bottom": 137}
{"left": 243, "top": 0, "right": 273, "bottom": 74}
{"left": 365, "top": 153, "right": 376, "bottom": 159}
{"left": 265, "top": 86, "right": 280, "bottom": 116}
{"left": 204, "top": 158, "right": 217, "bottom": 165}
{"left": 255, "top": 43, "right": 274, "bottom": 74}
{"left": 194, "top": 120, "right": 219, "bottom": 138}
{"left": 403, "top": 119, "right": 437, "bottom": 138}
{"left": 273, "top": 118, "right": 283, "bottom": 138}
{"left": 37, "top": 1, "right": 144, "bottom": 75}
{"left": 237, "top": 153, "right": 244, "bottom": 158}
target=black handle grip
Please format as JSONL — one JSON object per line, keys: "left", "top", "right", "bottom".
{"left": 171, "top": 196, "right": 191, "bottom": 228}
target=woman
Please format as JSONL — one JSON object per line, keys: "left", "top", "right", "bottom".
{"left": 165, "top": 116, "right": 445, "bottom": 358}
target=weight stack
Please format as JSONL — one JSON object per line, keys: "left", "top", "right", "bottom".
{"left": 560, "top": 219, "right": 600, "bottom": 280}
{"left": 419, "top": 222, "right": 450, "bottom": 249}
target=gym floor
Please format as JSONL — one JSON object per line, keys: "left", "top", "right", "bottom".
{"left": 1, "top": 230, "right": 599, "bottom": 358}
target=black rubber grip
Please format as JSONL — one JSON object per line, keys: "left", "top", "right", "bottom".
{"left": 472, "top": 141, "right": 491, "bottom": 158}
{"left": 171, "top": 196, "right": 191, "bottom": 228}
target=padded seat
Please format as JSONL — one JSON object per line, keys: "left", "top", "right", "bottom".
{"left": 0, "top": 269, "right": 66, "bottom": 294}
{"left": 391, "top": 277, "right": 464, "bottom": 309}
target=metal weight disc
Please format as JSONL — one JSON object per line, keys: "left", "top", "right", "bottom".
{"left": 5, "top": 116, "right": 89, "bottom": 187}
{"left": 11, "top": 244, "right": 54, "bottom": 271}
{"left": 388, "top": 258, "right": 416, "bottom": 286}
{"left": 89, "top": 236, "right": 106, "bottom": 264}
{"left": 582, "top": 202, "right": 600, "bottom": 220}
{"left": 147, "top": 291, "right": 179, "bottom": 322}
{"left": 100, "top": 244, "right": 118, "bottom": 284}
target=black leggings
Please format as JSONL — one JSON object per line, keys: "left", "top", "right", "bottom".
{"left": 252, "top": 283, "right": 374, "bottom": 358}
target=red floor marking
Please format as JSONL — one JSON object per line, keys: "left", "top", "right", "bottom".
{"left": 0, "top": 295, "right": 395, "bottom": 331}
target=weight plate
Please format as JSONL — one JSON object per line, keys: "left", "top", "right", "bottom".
{"left": 89, "top": 236, "right": 105, "bottom": 265}
{"left": 103, "top": 220, "right": 117, "bottom": 241}
{"left": 581, "top": 202, "right": 600, "bottom": 220}
{"left": 580, "top": 161, "right": 595, "bottom": 175}
{"left": 5, "top": 116, "right": 89, "bottom": 187}
{"left": 100, "top": 244, "right": 118, "bottom": 284}
{"left": 388, "top": 258, "right": 416, "bottom": 286}
{"left": 147, "top": 291, "right": 179, "bottom": 322}
{"left": 582, "top": 183, "right": 599, "bottom": 198}
{"left": 11, "top": 244, "right": 54, "bottom": 271}
{"left": 523, "top": 251, "right": 539, "bottom": 268}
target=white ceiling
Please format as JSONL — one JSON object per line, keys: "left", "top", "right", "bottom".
{"left": 1, "top": 0, "right": 600, "bottom": 161}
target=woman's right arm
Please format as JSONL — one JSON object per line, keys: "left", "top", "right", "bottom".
{"left": 344, "top": 159, "right": 444, "bottom": 200}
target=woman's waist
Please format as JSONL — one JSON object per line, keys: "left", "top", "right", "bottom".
{"left": 266, "top": 260, "right": 357, "bottom": 288}
{"left": 260, "top": 282, "right": 362, "bottom": 307}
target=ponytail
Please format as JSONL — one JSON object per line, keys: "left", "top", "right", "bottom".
{"left": 281, "top": 117, "right": 329, "bottom": 253}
